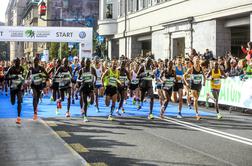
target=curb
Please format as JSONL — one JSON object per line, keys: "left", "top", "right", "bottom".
{"left": 40, "top": 119, "right": 89, "bottom": 166}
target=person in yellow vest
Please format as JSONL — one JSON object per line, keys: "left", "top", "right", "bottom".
{"left": 102, "top": 60, "right": 121, "bottom": 120}
{"left": 206, "top": 60, "right": 227, "bottom": 119}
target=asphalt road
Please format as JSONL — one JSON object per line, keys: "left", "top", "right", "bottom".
{"left": 44, "top": 109, "right": 252, "bottom": 166}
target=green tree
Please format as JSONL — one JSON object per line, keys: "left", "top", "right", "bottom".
{"left": 61, "top": 42, "right": 69, "bottom": 59}
{"left": 71, "top": 47, "right": 78, "bottom": 57}
{"left": 49, "top": 42, "right": 59, "bottom": 60}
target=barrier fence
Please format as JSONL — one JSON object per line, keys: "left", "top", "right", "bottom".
{"left": 199, "top": 77, "right": 252, "bottom": 109}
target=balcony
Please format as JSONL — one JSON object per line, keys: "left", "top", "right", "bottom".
{"left": 98, "top": 19, "right": 117, "bottom": 36}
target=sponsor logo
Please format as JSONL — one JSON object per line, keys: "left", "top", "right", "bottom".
{"left": 79, "top": 31, "right": 86, "bottom": 39}
{"left": 25, "top": 30, "right": 35, "bottom": 38}
{"left": 56, "top": 32, "right": 73, "bottom": 37}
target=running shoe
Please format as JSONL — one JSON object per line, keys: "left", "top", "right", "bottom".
{"left": 72, "top": 99, "right": 75, "bottom": 104}
{"left": 108, "top": 115, "right": 114, "bottom": 121}
{"left": 148, "top": 114, "right": 154, "bottom": 120}
{"left": 16, "top": 117, "right": 21, "bottom": 124}
{"left": 56, "top": 108, "right": 60, "bottom": 115}
{"left": 206, "top": 93, "right": 210, "bottom": 109}
{"left": 65, "top": 112, "right": 71, "bottom": 118}
{"left": 122, "top": 108, "right": 125, "bottom": 114}
{"left": 137, "top": 105, "right": 141, "bottom": 110}
{"left": 132, "top": 99, "right": 136, "bottom": 105}
{"left": 188, "top": 104, "right": 192, "bottom": 110}
{"left": 217, "top": 113, "right": 222, "bottom": 120}
{"left": 116, "top": 109, "right": 121, "bottom": 116}
{"left": 96, "top": 106, "right": 100, "bottom": 113}
{"left": 196, "top": 115, "right": 201, "bottom": 121}
{"left": 33, "top": 114, "right": 38, "bottom": 121}
{"left": 59, "top": 101, "right": 62, "bottom": 109}
{"left": 177, "top": 112, "right": 183, "bottom": 119}
{"left": 75, "top": 94, "right": 78, "bottom": 100}
{"left": 83, "top": 116, "right": 89, "bottom": 122}
{"left": 50, "top": 96, "right": 54, "bottom": 102}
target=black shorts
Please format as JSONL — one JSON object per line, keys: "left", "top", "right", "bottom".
{"left": 31, "top": 83, "right": 46, "bottom": 91}
{"left": 129, "top": 84, "right": 138, "bottom": 91}
{"left": 80, "top": 83, "right": 94, "bottom": 94}
{"left": 155, "top": 83, "right": 162, "bottom": 90}
{"left": 59, "top": 83, "right": 71, "bottom": 91}
{"left": 95, "top": 84, "right": 103, "bottom": 89}
{"left": 163, "top": 88, "right": 173, "bottom": 98}
{"left": 191, "top": 84, "right": 202, "bottom": 93}
{"left": 118, "top": 86, "right": 128, "bottom": 93}
{"left": 10, "top": 89, "right": 22, "bottom": 104}
{"left": 105, "top": 86, "right": 117, "bottom": 97}
{"left": 140, "top": 86, "right": 154, "bottom": 98}
{"left": 173, "top": 83, "right": 183, "bottom": 92}
{"left": 51, "top": 82, "right": 59, "bottom": 90}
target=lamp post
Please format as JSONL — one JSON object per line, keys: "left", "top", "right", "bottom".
{"left": 124, "top": 0, "right": 127, "bottom": 58}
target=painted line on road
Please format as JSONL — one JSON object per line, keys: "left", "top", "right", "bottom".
{"left": 69, "top": 143, "right": 89, "bottom": 153}
{"left": 56, "top": 131, "right": 71, "bottom": 137}
{"left": 88, "top": 162, "right": 108, "bottom": 166}
{"left": 156, "top": 116, "right": 252, "bottom": 146}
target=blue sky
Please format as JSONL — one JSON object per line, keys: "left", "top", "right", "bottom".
{"left": 0, "top": 0, "right": 9, "bottom": 23}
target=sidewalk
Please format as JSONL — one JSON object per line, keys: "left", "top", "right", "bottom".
{"left": 0, "top": 119, "right": 88, "bottom": 166}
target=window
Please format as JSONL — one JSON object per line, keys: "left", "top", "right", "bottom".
{"left": 128, "top": 0, "right": 134, "bottom": 13}
{"left": 106, "top": 4, "right": 113, "bottom": 18}
{"left": 105, "top": 0, "right": 113, "bottom": 19}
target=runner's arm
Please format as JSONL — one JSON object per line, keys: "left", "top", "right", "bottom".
{"left": 183, "top": 68, "right": 192, "bottom": 87}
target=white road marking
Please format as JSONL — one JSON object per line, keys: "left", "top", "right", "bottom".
{"left": 156, "top": 116, "right": 252, "bottom": 146}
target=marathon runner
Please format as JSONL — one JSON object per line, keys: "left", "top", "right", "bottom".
{"left": 160, "top": 60, "right": 176, "bottom": 119}
{"left": 27, "top": 57, "right": 48, "bottom": 120}
{"left": 184, "top": 56, "right": 206, "bottom": 120}
{"left": 55, "top": 58, "right": 72, "bottom": 117}
{"left": 78, "top": 58, "right": 96, "bottom": 122}
{"left": 116, "top": 60, "right": 130, "bottom": 115}
{"left": 5, "top": 58, "right": 25, "bottom": 124}
{"left": 93, "top": 56, "right": 104, "bottom": 112}
{"left": 137, "top": 57, "right": 155, "bottom": 120}
{"left": 173, "top": 56, "right": 185, "bottom": 118}
{"left": 102, "top": 60, "right": 120, "bottom": 120}
{"left": 206, "top": 60, "right": 227, "bottom": 119}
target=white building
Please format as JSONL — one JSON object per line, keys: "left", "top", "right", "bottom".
{"left": 98, "top": 0, "right": 252, "bottom": 60}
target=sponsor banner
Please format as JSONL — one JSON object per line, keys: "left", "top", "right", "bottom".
{"left": 41, "top": 49, "right": 49, "bottom": 62}
{"left": 0, "top": 26, "right": 92, "bottom": 43}
{"left": 153, "top": 77, "right": 252, "bottom": 109}
{"left": 0, "top": 26, "right": 93, "bottom": 59}
{"left": 198, "top": 77, "right": 252, "bottom": 109}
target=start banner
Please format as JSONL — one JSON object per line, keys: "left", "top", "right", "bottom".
{"left": 0, "top": 26, "right": 93, "bottom": 59}
{"left": 199, "top": 77, "right": 252, "bottom": 109}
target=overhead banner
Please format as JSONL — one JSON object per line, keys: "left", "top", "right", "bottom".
{"left": 0, "top": 26, "right": 93, "bottom": 58}
{"left": 198, "top": 77, "right": 252, "bottom": 109}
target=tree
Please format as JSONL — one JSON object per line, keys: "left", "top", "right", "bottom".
{"left": 71, "top": 47, "right": 78, "bottom": 57}
{"left": 49, "top": 42, "right": 59, "bottom": 60}
{"left": 61, "top": 42, "right": 69, "bottom": 58}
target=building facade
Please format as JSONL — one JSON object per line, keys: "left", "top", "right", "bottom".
{"left": 98, "top": 0, "right": 252, "bottom": 60}
{"left": 5, "top": 0, "right": 99, "bottom": 60}
{"left": 22, "top": 0, "right": 40, "bottom": 60}
{"left": 5, "top": 0, "right": 27, "bottom": 60}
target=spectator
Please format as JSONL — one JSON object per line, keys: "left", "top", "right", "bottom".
{"left": 227, "top": 58, "right": 241, "bottom": 77}
{"left": 218, "top": 57, "right": 225, "bottom": 71}
{"left": 203, "top": 49, "right": 214, "bottom": 60}
{"left": 241, "top": 42, "right": 252, "bottom": 61}
{"left": 189, "top": 48, "right": 198, "bottom": 60}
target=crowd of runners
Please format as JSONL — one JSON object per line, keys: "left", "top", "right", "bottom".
{"left": 0, "top": 42, "right": 252, "bottom": 125}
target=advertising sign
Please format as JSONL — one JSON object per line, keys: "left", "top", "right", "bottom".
{"left": 0, "top": 26, "right": 93, "bottom": 59}
{"left": 41, "top": 49, "right": 49, "bottom": 62}
{"left": 198, "top": 77, "right": 252, "bottom": 109}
